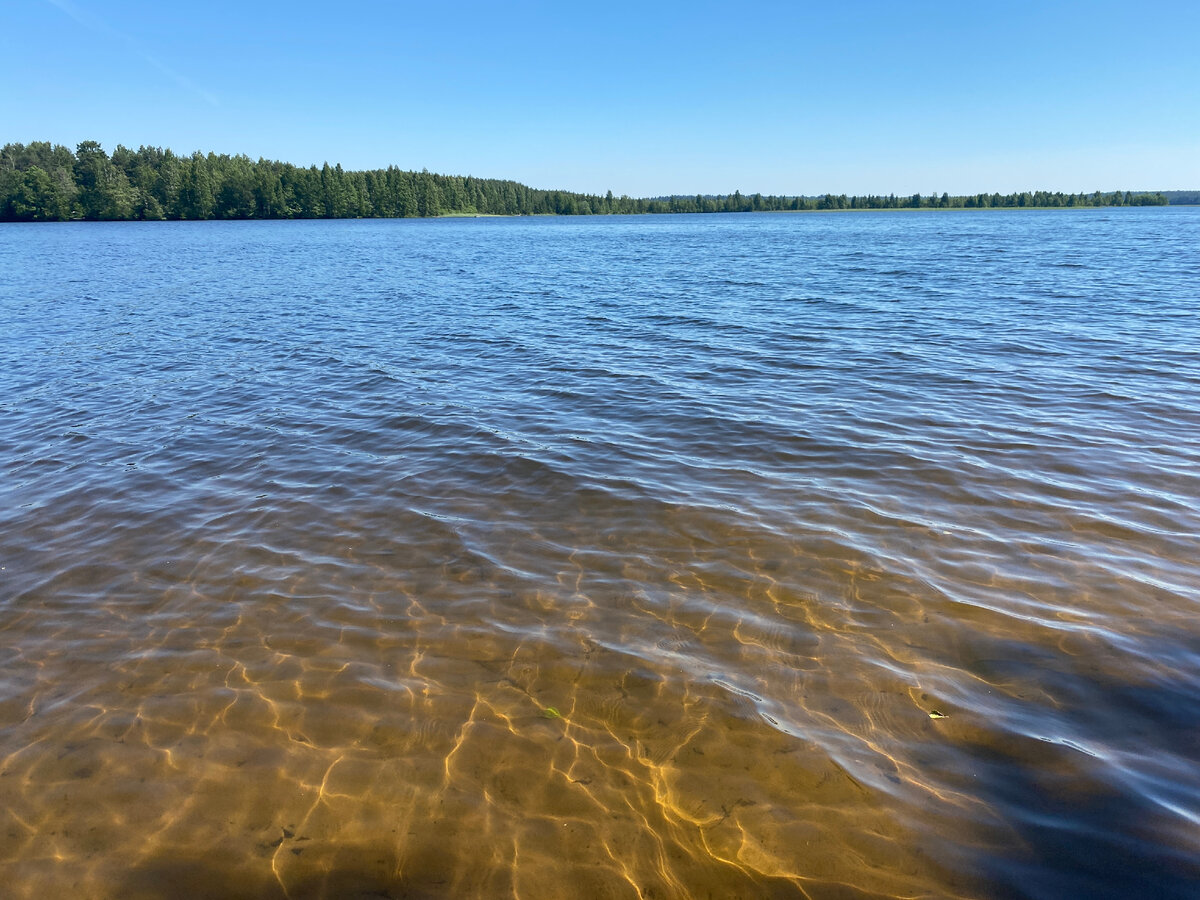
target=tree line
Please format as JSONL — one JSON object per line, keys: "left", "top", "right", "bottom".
{"left": 0, "top": 140, "right": 1172, "bottom": 222}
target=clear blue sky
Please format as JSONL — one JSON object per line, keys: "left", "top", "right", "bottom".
{"left": 3, "top": 0, "right": 1198, "bottom": 196}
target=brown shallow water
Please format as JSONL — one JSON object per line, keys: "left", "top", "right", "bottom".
{"left": 2, "top": 211, "right": 1199, "bottom": 898}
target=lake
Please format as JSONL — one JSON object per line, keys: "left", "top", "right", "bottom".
{"left": 2, "top": 209, "right": 1198, "bottom": 899}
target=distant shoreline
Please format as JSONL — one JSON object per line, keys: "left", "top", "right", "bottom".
{"left": 3, "top": 206, "right": 1194, "bottom": 225}
{"left": 1, "top": 139, "right": 1185, "bottom": 223}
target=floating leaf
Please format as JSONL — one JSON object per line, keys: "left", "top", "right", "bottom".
{"left": 541, "top": 707, "right": 562, "bottom": 719}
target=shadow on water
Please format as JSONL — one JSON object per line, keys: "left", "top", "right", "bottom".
{"left": 118, "top": 856, "right": 445, "bottom": 900}
{"left": 956, "top": 669, "right": 1200, "bottom": 900}
{"left": 115, "top": 850, "right": 812, "bottom": 900}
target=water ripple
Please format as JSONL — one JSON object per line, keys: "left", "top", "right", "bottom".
{"left": 2, "top": 210, "right": 1199, "bottom": 899}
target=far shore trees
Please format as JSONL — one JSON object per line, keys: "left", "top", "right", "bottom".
{"left": 0, "top": 140, "right": 1174, "bottom": 222}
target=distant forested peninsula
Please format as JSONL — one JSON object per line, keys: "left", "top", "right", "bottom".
{"left": 0, "top": 140, "right": 1176, "bottom": 222}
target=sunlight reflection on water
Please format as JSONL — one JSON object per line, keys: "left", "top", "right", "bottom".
{"left": 2, "top": 210, "right": 1199, "bottom": 899}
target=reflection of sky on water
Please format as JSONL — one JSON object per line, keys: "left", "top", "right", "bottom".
{"left": 2, "top": 210, "right": 1199, "bottom": 899}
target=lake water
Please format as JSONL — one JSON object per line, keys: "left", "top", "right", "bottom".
{"left": 2, "top": 209, "right": 1199, "bottom": 899}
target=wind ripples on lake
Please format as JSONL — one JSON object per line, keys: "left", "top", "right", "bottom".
{"left": 2, "top": 209, "right": 1199, "bottom": 898}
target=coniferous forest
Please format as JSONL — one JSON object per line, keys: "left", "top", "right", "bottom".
{"left": 0, "top": 140, "right": 1174, "bottom": 222}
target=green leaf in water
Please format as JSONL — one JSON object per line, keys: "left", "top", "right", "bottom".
{"left": 928, "top": 710, "right": 948, "bottom": 719}
{"left": 541, "top": 707, "right": 562, "bottom": 719}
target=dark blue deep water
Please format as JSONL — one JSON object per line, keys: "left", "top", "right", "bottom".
{"left": 2, "top": 209, "right": 1199, "bottom": 899}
